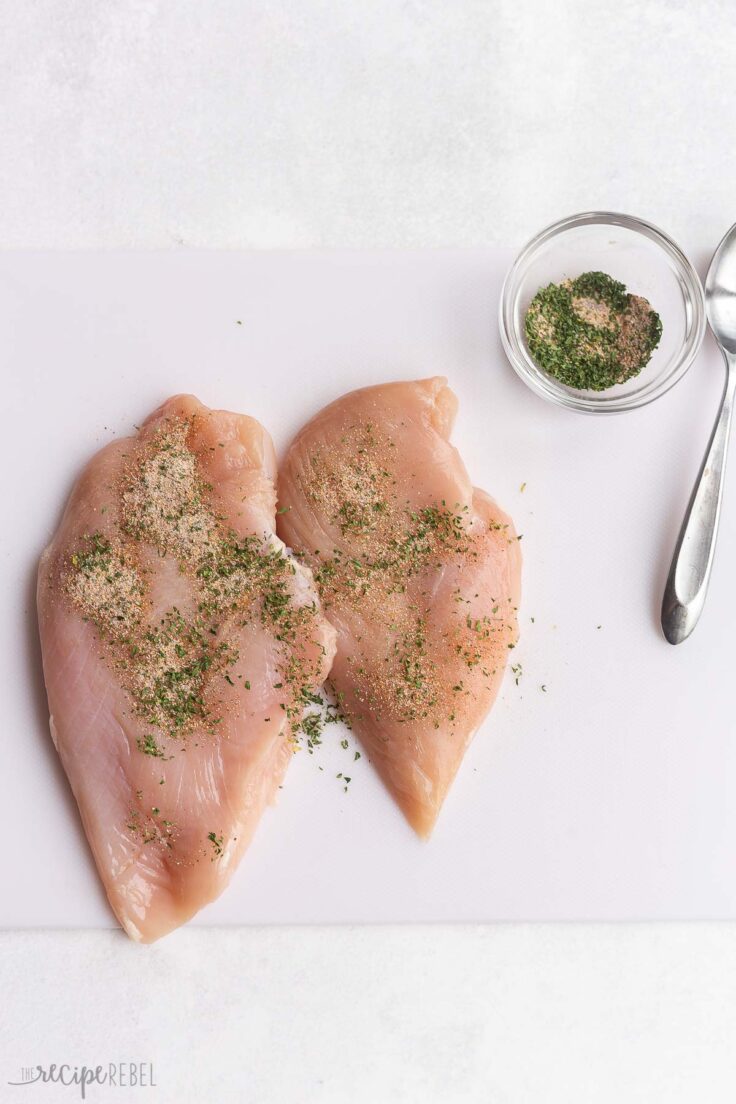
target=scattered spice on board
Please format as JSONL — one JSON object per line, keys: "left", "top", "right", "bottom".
{"left": 525, "top": 271, "right": 662, "bottom": 391}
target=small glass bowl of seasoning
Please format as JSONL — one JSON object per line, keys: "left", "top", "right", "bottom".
{"left": 499, "top": 211, "right": 706, "bottom": 413}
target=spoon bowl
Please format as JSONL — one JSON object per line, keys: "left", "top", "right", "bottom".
{"left": 705, "top": 223, "right": 736, "bottom": 354}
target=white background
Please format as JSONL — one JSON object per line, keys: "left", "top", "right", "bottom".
{"left": 3, "top": 1, "right": 736, "bottom": 1101}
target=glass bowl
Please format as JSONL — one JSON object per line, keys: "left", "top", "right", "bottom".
{"left": 499, "top": 211, "right": 706, "bottom": 414}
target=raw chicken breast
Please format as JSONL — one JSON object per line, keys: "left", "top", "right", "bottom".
{"left": 278, "top": 378, "right": 521, "bottom": 837}
{"left": 38, "top": 396, "right": 335, "bottom": 942}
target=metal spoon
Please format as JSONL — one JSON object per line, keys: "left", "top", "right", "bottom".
{"left": 661, "top": 224, "right": 736, "bottom": 644}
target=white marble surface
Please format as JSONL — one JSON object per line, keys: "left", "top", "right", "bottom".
{"left": 4, "top": 926, "right": 736, "bottom": 1103}
{"left": 3, "top": 1, "right": 736, "bottom": 1101}
{"left": 1, "top": 0, "right": 734, "bottom": 252}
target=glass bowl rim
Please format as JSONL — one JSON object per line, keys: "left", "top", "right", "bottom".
{"left": 499, "top": 210, "right": 707, "bottom": 414}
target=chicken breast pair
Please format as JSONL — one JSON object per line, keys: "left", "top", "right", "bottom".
{"left": 37, "top": 379, "right": 521, "bottom": 941}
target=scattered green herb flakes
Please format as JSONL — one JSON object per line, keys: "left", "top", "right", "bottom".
{"left": 207, "top": 831, "right": 224, "bottom": 857}
{"left": 299, "top": 711, "right": 324, "bottom": 752}
{"left": 136, "top": 733, "right": 166, "bottom": 758}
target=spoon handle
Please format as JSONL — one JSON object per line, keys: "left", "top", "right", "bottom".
{"left": 661, "top": 353, "right": 736, "bottom": 644}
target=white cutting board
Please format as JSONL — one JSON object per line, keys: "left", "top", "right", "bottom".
{"left": 2, "top": 248, "right": 733, "bottom": 928}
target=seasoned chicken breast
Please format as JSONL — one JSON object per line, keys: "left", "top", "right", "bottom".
{"left": 37, "top": 396, "right": 335, "bottom": 941}
{"left": 278, "top": 378, "right": 520, "bottom": 837}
